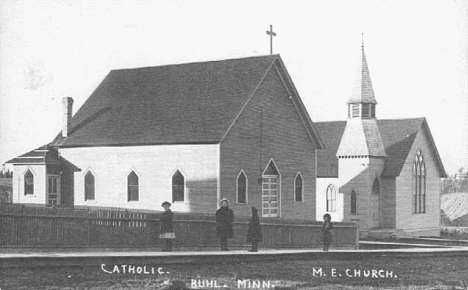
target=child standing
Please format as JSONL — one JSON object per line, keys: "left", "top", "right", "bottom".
{"left": 322, "top": 213, "right": 333, "bottom": 251}
{"left": 246, "top": 207, "right": 262, "bottom": 252}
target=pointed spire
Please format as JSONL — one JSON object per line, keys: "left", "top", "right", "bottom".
{"left": 347, "top": 38, "right": 376, "bottom": 105}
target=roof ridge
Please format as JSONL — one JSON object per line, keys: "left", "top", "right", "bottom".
{"left": 110, "top": 54, "right": 280, "bottom": 73}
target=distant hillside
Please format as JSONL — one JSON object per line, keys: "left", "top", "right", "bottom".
{"left": 441, "top": 192, "right": 468, "bottom": 226}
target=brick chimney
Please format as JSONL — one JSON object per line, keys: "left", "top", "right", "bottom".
{"left": 62, "top": 97, "right": 74, "bottom": 137}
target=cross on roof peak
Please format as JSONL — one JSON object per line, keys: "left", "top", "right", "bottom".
{"left": 266, "top": 25, "right": 276, "bottom": 55}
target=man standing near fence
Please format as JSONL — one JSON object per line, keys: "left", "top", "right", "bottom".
{"left": 216, "top": 198, "right": 234, "bottom": 251}
{"left": 159, "top": 201, "right": 175, "bottom": 251}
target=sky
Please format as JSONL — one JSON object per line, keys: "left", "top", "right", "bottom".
{"left": 0, "top": 0, "right": 467, "bottom": 175}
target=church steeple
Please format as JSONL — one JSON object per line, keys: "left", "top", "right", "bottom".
{"left": 336, "top": 41, "right": 386, "bottom": 158}
{"left": 347, "top": 40, "right": 377, "bottom": 119}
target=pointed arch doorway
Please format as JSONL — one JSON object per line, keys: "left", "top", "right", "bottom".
{"left": 371, "top": 178, "right": 381, "bottom": 228}
{"left": 262, "top": 160, "right": 280, "bottom": 217}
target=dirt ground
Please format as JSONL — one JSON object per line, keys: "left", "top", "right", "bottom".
{"left": 2, "top": 254, "right": 468, "bottom": 290}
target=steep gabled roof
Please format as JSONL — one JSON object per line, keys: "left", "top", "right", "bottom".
{"left": 51, "top": 55, "right": 323, "bottom": 149}
{"left": 347, "top": 47, "right": 377, "bottom": 104}
{"left": 315, "top": 118, "right": 446, "bottom": 178}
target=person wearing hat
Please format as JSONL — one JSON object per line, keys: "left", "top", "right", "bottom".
{"left": 215, "top": 198, "right": 234, "bottom": 251}
{"left": 159, "top": 201, "right": 175, "bottom": 251}
{"left": 322, "top": 213, "right": 333, "bottom": 251}
{"left": 246, "top": 207, "right": 262, "bottom": 252}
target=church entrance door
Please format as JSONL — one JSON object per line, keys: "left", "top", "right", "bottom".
{"left": 262, "top": 160, "right": 281, "bottom": 218}
{"left": 371, "top": 178, "right": 380, "bottom": 228}
{"left": 47, "top": 175, "right": 61, "bottom": 206}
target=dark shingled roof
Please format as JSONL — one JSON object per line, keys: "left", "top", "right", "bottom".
{"left": 315, "top": 118, "right": 446, "bottom": 178}
{"left": 6, "top": 145, "right": 60, "bottom": 164}
{"left": 52, "top": 54, "right": 317, "bottom": 148}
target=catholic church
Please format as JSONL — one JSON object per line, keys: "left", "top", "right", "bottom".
{"left": 7, "top": 45, "right": 446, "bottom": 237}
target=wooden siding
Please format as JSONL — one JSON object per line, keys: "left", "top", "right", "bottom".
{"left": 316, "top": 178, "right": 343, "bottom": 222}
{"left": 395, "top": 127, "right": 441, "bottom": 236}
{"left": 12, "top": 165, "right": 47, "bottom": 205}
{"left": 59, "top": 144, "right": 219, "bottom": 213}
{"left": 380, "top": 176, "right": 396, "bottom": 228}
{"left": 220, "top": 66, "right": 317, "bottom": 220}
{"left": 339, "top": 157, "right": 385, "bottom": 232}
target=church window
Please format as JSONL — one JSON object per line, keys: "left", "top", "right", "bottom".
{"left": 326, "top": 184, "right": 336, "bottom": 212}
{"left": 237, "top": 171, "right": 247, "bottom": 204}
{"left": 294, "top": 172, "right": 303, "bottom": 202}
{"left": 172, "top": 170, "right": 185, "bottom": 203}
{"left": 351, "top": 104, "right": 359, "bottom": 117}
{"left": 350, "top": 190, "right": 357, "bottom": 214}
{"left": 370, "top": 104, "right": 376, "bottom": 118}
{"left": 24, "top": 169, "right": 34, "bottom": 195}
{"left": 413, "top": 150, "right": 426, "bottom": 213}
{"left": 262, "top": 160, "right": 280, "bottom": 217}
{"left": 362, "top": 104, "right": 370, "bottom": 118}
{"left": 84, "top": 171, "right": 95, "bottom": 201}
{"left": 127, "top": 171, "right": 139, "bottom": 201}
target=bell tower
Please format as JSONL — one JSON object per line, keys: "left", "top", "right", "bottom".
{"left": 337, "top": 40, "right": 387, "bottom": 235}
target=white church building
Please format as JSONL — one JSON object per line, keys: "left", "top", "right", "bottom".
{"left": 8, "top": 46, "right": 446, "bottom": 237}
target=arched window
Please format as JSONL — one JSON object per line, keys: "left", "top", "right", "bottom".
{"left": 294, "top": 173, "right": 303, "bottom": 202}
{"left": 172, "top": 170, "right": 185, "bottom": 202}
{"left": 237, "top": 171, "right": 247, "bottom": 204}
{"left": 24, "top": 169, "right": 34, "bottom": 195}
{"left": 84, "top": 171, "right": 95, "bottom": 201}
{"left": 413, "top": 150, "right": 426, "bottom": 213}
{"left": 350, "top": 190, "right": 357, "bottom": 214}
{"left": 127, "top": 171, "right": 139, "bottom": 201}
{"left": 326, "top": 184, "right": 336, "bottom": 212}
{"left": 262, "top": 160, "right": 280, "bottom": 217}
{"left": 372, "top": 178, "right": 380, "bottom": 195}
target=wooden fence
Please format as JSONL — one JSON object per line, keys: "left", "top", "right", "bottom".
{"left": 0, "top": 204, "right": 358, "bottom": 249}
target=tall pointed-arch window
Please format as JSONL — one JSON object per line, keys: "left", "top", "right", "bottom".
{"left": 262, "top": 160, "right": 280, "bottom": 217}
{"left": 413, "top": 150, "right": 426, "bottom": 213}
{"left": 85, "top": 171, "right": 95, "bottom": 201}
{"left": 350, "top": 190, "right": 357, "bottom": 214}
{"left": 24, "top": 169, "right": 34, "bottom": 195}
{"left": 172, "top": 170, "right": 185, "bottom": 203}
{"left": 326, "top": 184, "right": 336, "bottom": 212}
{"left": 127, "top": 171, "right": 139, "bottom": 201}
{"left": 294, "top": 173, "right": 303, "bottom": 202}
{"left": 237, "top": 171, "right": 247, "bottom": 204}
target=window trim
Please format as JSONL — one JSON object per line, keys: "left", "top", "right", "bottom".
{"left": 261, "top": 158, "right": 281, "bottom": 218}
{"left": 84, "top": 169, "right": 96, "bottom": 201}
{"left": 23, "top": 167, "right": 35, "bottom": 196}
{"left": 350, "top": 190, "right": 357, "bottom": 214}
{"left": 294, "top": 172, "right": 304, "bottom": 203}
{"left": 236, "top": 170, "right": 248, "bottom": 204}
{"left": 171, "top": 168, "right": 186, "bottom": 203}
{"left": 127, "top": 170, "right": 140, "bottom": 202}
{"left": 412, "top": 149, "right": 426, "bottom": 214}
{"left": 326, "top": 184, "right": 337, "bottom": 212}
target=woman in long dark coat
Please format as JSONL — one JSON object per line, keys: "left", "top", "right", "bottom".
{"left": 246, "top": 207, "right": 262, "bottom": 252}
{"left": 159, "top": 201, "right": 175, "bottom": 251}
{"left": 322, "top": 213, "right": 333, "bottom": 251}
{"left": 216, "top": 198, "right": 234, "bottom": 251}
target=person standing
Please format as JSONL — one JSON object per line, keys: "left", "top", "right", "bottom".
{"left": 216, "top": 198, "right": 234, "bottom": 251}
{"left": 322, "top": 213, "right": 333, "bottom": 251}
{"left": 246, "top": 207, "right": 262, "bottom": 252}
{"left": 159, "top": 201, "right": 175, "bottom": 251}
